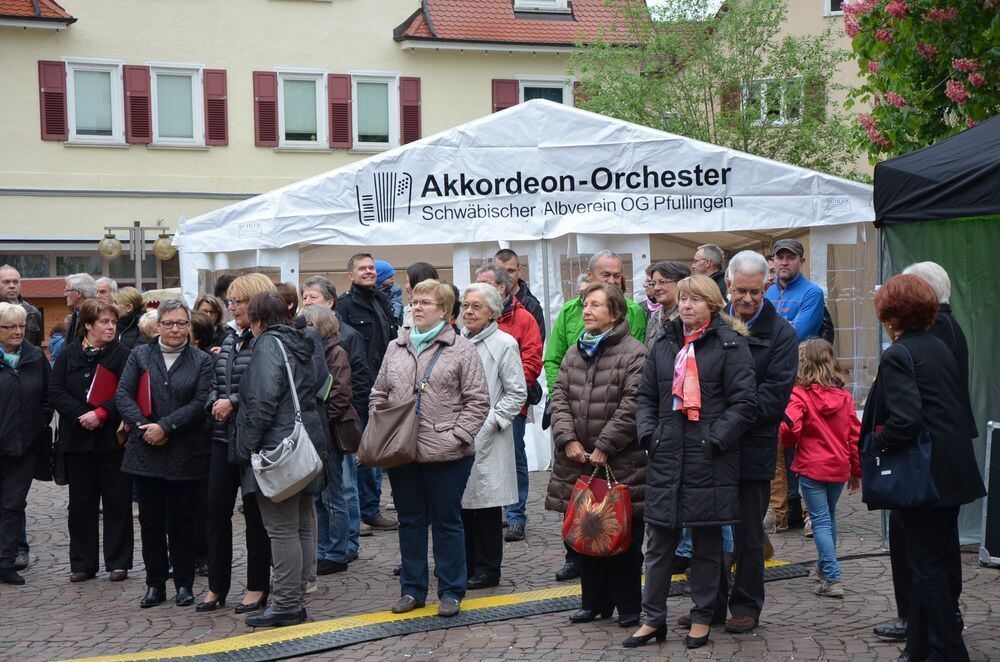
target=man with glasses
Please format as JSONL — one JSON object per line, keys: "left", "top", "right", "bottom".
{"left": 493, "top": 250, "right": 546, "bottom": 340}
{"left": 63, "top": 273, "right": 98, "bottom": 345}
{"left": 0, "top": 265, "right": 42, "bottom": 347}
{"left": 691, "top": 244, "right": 728, "bottom": 303}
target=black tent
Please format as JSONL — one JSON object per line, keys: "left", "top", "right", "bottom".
{"left": 874, "top": 114, "right": 1000, "bottom": 554}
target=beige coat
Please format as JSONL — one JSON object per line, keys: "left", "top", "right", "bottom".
{"left": 370, "top": 324, "right": 490, "bottom": 464}
{"left": 461, "top": 323, "right": 527, "bottom": 510}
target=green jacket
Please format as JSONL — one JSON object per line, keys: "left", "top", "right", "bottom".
{"left": 543, "top": 295, "right": 647, "bottom": 391}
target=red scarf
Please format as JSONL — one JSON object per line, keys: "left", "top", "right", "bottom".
{"left": 671, "top": 317, "right": 711, "bottom": 421}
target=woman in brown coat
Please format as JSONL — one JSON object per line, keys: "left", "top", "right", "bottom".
{"left": 545, "top": 282, "right": 649, "bottom": 629}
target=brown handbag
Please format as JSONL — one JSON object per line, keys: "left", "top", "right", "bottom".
{"left": 332, "top": 407, "right": 362, "bottom": 454}
{"left": 357, "top": 344, "right": 445, "bottom": 469}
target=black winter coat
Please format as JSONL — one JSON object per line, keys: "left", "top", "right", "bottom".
{"left": 51, "top": 339, "right": 130, "bottom": 454}
{"left": 206, "top": 325, "right": 254, "bottom": 445}
{"left": 116, "top": 341, "right": 214, "bottom": 481}
{"left": 860, "top": 330, "right": 985, "bottom": 509}
{"left": 725, "top": 299, "right": 798, "bottom": 481}
{"left": 233, "top": 326, "right": 329, "bottom": 496}
{"left": 336, "top": 315, "right": 372, "bottom": 415}
{"left": 929, "top": 304, "right": 976, "bottom": 439}
{"left": 336, "top": 285, "right": 396, "bottom": 380}
{"left": 637, "top": 314, "right": 757, "bottom": 528}
{"left": 116, "top": 310, "right": 143, "bottom": 351}
{"left": 18, "top": 298, "right": 43, "bottom": 347}
{"left": 0, "top": 341, "right": 52, "bottom": 456}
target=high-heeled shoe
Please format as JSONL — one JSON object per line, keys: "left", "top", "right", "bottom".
{"left": 196, "top": 593, "right": 227, "bottom": 612}
{"left": 235, "top": 592, "right": 267, "bottom": 614}
{"left": 685, "top": 628, "right": 711, "bottom": 649}
{"left": 622, "top": 624, "right": 667, "bottom": 648}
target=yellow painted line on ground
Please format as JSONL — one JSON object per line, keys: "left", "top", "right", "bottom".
{"left": 68, "top": 561, "right": 794, "bottom": 661}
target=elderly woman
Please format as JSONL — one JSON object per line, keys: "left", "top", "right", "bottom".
{"left": 545, "top": 283, "right": 649, "bottom": 628}
{"left": 459, "top": 284, "right": 526, "bottom": 589}
{"left": 51, "top": 299, "right": 133, "bottom": 583}
{"left": 629, "top": 274, "right": 756, "bottom": 649}
{"left": 861, "top": 275, "right": 984, "bottom": 661}
{"left": 233, "top": 292, "right": 328, "bottom": 628}
{"left": 116, "top": 299, "right": 214, "bottom": 609}
{"left": 371, "top": 279, "right": 490, "bottom": 618}
{"left": 199, "top": 273, "right": 276, "bottom": 614}
{"left": 0, "top": 303, "right": 52, "bottom": 586}
{"left": 114, "top": 287, "right": 145, "bottom": 350}
{"left": 644, "top": 261, "right": 690, "bottom": 350}
{"left": 195, "top": 294, "right": 229, "bottom": 349}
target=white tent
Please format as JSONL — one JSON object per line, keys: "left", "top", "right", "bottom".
{"left": 175, "top": 99, "right": 874, "bottom": 470}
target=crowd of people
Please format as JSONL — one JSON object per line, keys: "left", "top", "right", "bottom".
{"left": 0, "top": 244, "right": 984, "bottom": 658}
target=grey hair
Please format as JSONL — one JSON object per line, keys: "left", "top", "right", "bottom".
{"left": 461, "top": 283, "right": 503, "bottom": 320}
{"left": 96, "top": 277, "right": 118, "bottom": 294}
{"left": 156, "top": 298, "right": 191, "bottom": 321}
{"left": 902, "top": 261, "right": 951, "bottom": 304}
{"left": 726, "top": 250, "right": 769, "bottom": 282}
{"left": 302, "top": 275, "right": 337, "bottom": 302}
{"left": 475, "top": 262, "right": 513, "bottom": 295}
{"left": 302, "top": 303, "right": 340, "bottom": 339}
{"left": 697, "top": 244, "right": 725, "bottom": 269}
{"left": 588, "top": 249, "right": 623, "bottom": 272}
{"left": 65, "top": 273, "right": 98, "bottom": 299}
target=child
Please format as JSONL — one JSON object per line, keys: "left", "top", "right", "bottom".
{"left": 780, "top": 339, "right": 860, "bottom": 598}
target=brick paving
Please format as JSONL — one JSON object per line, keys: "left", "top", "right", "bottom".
{"left": 1, "top": 473, "right": 997, "bottom": 660}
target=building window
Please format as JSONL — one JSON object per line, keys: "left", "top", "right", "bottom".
{"left": 65, "top": 59, "right": 124, "bottom": 144}
{"left": 745, "top": 78, "right": 803, "bottom": 126}
{"left": 352, "top": 73, "right": 399, "bottom": 151}
{"left": 519, "top": 77, "right": 574, "bottom": 105}
{"left": 824, "top": 0, "right": 843, "bottom": 16}
{"left": 0, "top": 255, "right": 50, "bottom": 279}
{"left": 150, "top": 65, "right": 204, "bottom": 146}
{"left": 56, "top": 255, "right": 103, "bottom": 276}
{"left": 277, "top": 71, "right": 326, "bottom": 147}
{"left": 514, "top": 0, "right": 571, "bottom": 12}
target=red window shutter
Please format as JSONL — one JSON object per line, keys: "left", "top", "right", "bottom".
{"left": 721, "top": 85, "right": 741, "bottom": 114}
{"left": 399, "top": 77, "right": 421, "bottom": 145}
{"left": 203, "top": 69, "right": 228, "bottom": 146}
{"left": 573, "top": 81, "right": 590, "bottom": 107}
{"left": 124, "top": 65, "right": 152, "bottom": 144}
{"left": 328, "top": 73, "right": 352, "bottom": 149}
{"left": 492, "top": 79, "right": 519, "bottom": 113}
{"left": 38, "top": 60, "right": 67, "bottom": 141}
{"left": 253, "top": 71, "right": 278, "bottom": 147}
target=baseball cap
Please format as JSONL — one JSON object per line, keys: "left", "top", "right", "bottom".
{"left": 771, "top": 239, "right": 804, "bottom": 257}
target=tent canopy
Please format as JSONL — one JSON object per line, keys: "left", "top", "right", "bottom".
{"left": 874, "top": 114, "right": 1000, "bottom": 226}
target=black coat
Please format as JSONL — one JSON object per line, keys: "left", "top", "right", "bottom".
{"left": 336, "top": 285, "right": 396, "bottom": 381}
{"left": 116, "top": 341, "right": 214, "bottom": 481}
{"left": 18, "top": 298, "right": 44, "bottom": 347}
{"left": 710, "top": 270, "right": 729, "bottom": 303}
{"left": 929, "top": 304, "right": 976, "bottom": 439}
{"left": 206, "top": 326, "right": 254, "bottom": 445}
{"left": 51, "top": 339, "right": 131, "bottom": 454}
{"left": 514, "top": 279, "right": 546, "bottom": 341}
{"left": 336, "top": 314, "right": 372, "bottom": 415}
{"left": 0, "top": 341, "right": 52, "bottom": 456}
{"left": 860, "top": 330, "right": 985, "bottom": 509}
{"left": 637, "top": 314, "right": 757, "bottom": 528}
{"left": 115, "top": 309, "right": 143, "bottom": 351}
{"left": 726, "top": 299, "right": 798, "bottom": 481}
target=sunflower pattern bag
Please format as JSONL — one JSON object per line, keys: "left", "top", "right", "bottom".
{"left": 562, "top": 465, "right": 632, "bottom": 557}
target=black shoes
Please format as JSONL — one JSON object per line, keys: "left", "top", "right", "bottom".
{"left": 317, "top": 559, "right": 348, "bottom": 575}
{"left": 235, "top": 593, "right": 268, "bottom": 614}
{"left": 622, "top": 625, "right": 667, "bottom": 648}
{"left": 685, "top": 630, "right": 710, "bottom": 649}
{"left": 873, "top": 617, "right": 908, "bottom": 641}
{"left": 140, "top": 586, "right": 166, "bottom": 608}
{"left": 618, "top": 613, "right": 641, "bottom": 628}
{"left": 109, "top": 569, "right": 128, "bottom": 582}
{"left": 175, "top": 586, "right": 195, "bottom": 606}
{"left": 196, "top": 593, "right": 227, "bottom": 612}
{"left": 246, "top": 606, "right": 306, "bottom": 628}
{"left": 0, "top": 567, "right": 25, "bottom": 585}
{"left": 391, "top": 595, "right": 425, "bottom": 614}
{"left": 392, "top": 564, "right": 401, "bottom": 577}
{"left": 438, "top": 597, "right": 461, "bottom": 617}
{"left": 466, "top": 574, "right": 499, "bottom": 590}
{"left": 504, "top": 524, "right": 525, "bottom": 542}
{"left": 569, "top": 608, "right": 612, "bottom": 623}
{"left": 555, "top": 561, "right": 579, "bottom": 582}
{"left": 70, "top": 571, "right": 95, "bottom": 583}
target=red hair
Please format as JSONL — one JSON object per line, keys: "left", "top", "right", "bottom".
{"left": 874, "top": 274, "right": 938, "bottom": 331}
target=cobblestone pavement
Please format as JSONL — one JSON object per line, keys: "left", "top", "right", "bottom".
{"left": 1, "top": 473, "right": 997, "bottom": 660}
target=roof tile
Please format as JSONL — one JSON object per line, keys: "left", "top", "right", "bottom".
{"left": 0, "top": 0, "right": 74, "bottom": 20}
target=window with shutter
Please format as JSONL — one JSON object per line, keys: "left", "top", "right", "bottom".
{"left": 38, "top": 60, "right": 67, "bottom": 141}
{"left": 149, "top": 64, "right": 204, "bottom": 146}
{"left": 276, "top": 70, "right": 327, "bottom": 149}
{"left": 351, "top": 72, "right": 400, "bottom": 152}
{"left": 65, "top": 58, "right": 125, "bottom": 145}
{"left": 124, "top": 65, "right": 152, "bottom": 144}
{"left": 328, "top": 74, "right": 352, "bottom": 149}
{"left": 825, "top": 0, "right": 844, "bottom": 15}
{"left": 518, "top": 77, "right": 574, "bottom": 106}
{"left": 203, "top": 69, "right": 228, "bottom": 146}
{"left": 744, "top": 77, "right": 803, "bottom": 126}
{"left": 399, "top": 77, "right": 421, "bottom": 145}
{"left": 253, "top": 71, "right": 279, "bottom": 147}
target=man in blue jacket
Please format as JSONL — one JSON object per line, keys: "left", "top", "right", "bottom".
{"left": 765, "top": 239, "right": 824, "bottom": 342}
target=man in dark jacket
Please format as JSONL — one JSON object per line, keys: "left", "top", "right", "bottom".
{"left": 716, "top": 251, "right": 798, "bottom": 633}
{"left": 494, "top": 249, "right": 546, "bottom": 340}
{"left": 0, "top": 266, "right": 43, "bottom": 347}
{"left": 691, "top": 244, "right": 729, "bottom": 304}
{"left": 335, "top": 255, "right": 397, "bottom": 531}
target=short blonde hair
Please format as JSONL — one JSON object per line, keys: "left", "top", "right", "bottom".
{"left": 412, "top": 279, "right": 455, "bottom": 317}
{"left": 0, "top": 302, "right": 27, "bottom": 326}
{"left": 302, "top": 304, "right": 340, "bottom": 340}
{"left": 676, "top": 274, "right": 726, "bottom": 313}
{"left": 138, "top": 310, "right": 159, "bottom": 340}
{"left": 227, "top": 273, "right": 276, "bottom": 303}
{"left": 114, "top": 286, "right": 144, "bottom": 312}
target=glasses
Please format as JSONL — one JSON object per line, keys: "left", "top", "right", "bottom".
{"left": 460, "top": 302, "right": 488, "bottom": 312}
{"left": 64, "top": 289, "right": 80, "bottom": 295}
{"left": 0, "top": 324, "right": 25, "bottom": 331}
{"left": 650, "top": 279, "right": 676, "bottom": 288}
{"left": 731, "top": 288, "right": 764, "bottom": 298}
{"left": 225, "top": 298, "right": 246, "bottom": 308}
{"left": 410, "top": 298, "right": 438, "bottom": 309}
{"left": 159, "top": 320, "right": 191, "bottom": 330}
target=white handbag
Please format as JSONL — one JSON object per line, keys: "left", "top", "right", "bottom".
{"left": 251, "top": 338, "right": 323, "bottom": 503}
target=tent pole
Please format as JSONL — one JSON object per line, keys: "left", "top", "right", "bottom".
{"left": 541, "top": 238, "right": 551, "bottom": 332}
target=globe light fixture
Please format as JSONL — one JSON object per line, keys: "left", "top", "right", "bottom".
{"left": 97, "top": 233, "right": 123, "bottom": 260}
{"left": 152, "top": 233, "right": 176, "bottom": 260}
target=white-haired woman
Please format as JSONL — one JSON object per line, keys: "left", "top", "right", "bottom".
{"left": 459, "top": 284, "right": 527, "bottom": 589}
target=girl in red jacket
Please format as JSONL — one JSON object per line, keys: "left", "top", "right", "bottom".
{"left": 780, "top": 339, "right": 860, "bottom": 598}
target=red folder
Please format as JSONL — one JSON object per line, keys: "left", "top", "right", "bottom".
{"left": 86, "top": 365, "right": 119, "bottom": 407}
{"left": 136, "top": 370, "right": 153, "bottom": 418}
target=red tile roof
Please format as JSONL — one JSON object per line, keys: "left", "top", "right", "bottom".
{"left": 0, "top": 0, "right": 75, "bottom": 22}
{"left": 395, "top": 0, "right": 639, "bottom": 46}
{"left": 20, "top": 278, "right": 67, "bottom": 299}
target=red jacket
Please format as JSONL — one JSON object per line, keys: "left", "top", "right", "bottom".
{"left": 780, "top": 385, "right": 861, "bottom": 483}
{"left": 497, "top": 298, "right": 543, "bottom": 413}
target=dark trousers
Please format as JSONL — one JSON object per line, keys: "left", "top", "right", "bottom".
{"left": 718, "top": 480, "right": 770, "bottom": 620}
{"left": 461, "top": 506, "right": 503, "bottom": 582}
{"left": 0, "top": 454, "right": 35, "bottom": 569}
{"left": 642, "top": 523, "right": 722, "bottom": 627}
{"left": 578, "top": 515, "right": 645, "bottom": 617}
{"left": 67, "top": 451, "right": 133, "bottom": 574}
{"left": 900, "top": 506, "right": 969, "bottom": 661}
{"left": 135, "top": 476, "right": 199, "bottom": 590}
{"left": 505, "top": 414, "right": 529, "bottom": 527}
{"left": 889, "top": 509, "right": 962, "bottom": 621}
{"left": 193, "top": 476, "right": 208, "bottom": 565}
{"left": 388, "top": 456, "right": 473, "bottom": 602}
{"left": 205, "top": 441, "right": 270, "bottom": 596}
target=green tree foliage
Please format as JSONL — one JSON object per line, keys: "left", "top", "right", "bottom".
{"left": 571, "top": 0, "right": 858, "bottom": 177}
{"left": 844, "top": 0, "right": 1000, "bottom": 162}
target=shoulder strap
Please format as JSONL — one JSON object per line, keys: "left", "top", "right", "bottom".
{"left": 272, "top": 337, "right": 302, "bottom": 418}
{"left": 414, "top": 343, "right": 447, "bottom": 414}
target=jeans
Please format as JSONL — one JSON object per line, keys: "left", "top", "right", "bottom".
{"left": 355, "top": 413, "right": 382, "bottom": 522}
{"left": 316, "top": 449, "right": 349, "bottom": 564}
{"left": 388, "top": 456, "right": 474, "bottom": 603}
{"left": 798, "top": 476, "right": 843, "bottom": 582}
{"left": 676, "top": 525, "right": 734, "bottom": 557}
{"left": 18, "top": 520, "right": 28, "bottom": 552}
{"left": 505, "top": 414, "right": 529, "bottom": 527}
{"left": 341, "top": 453, "right": 360, "bottom": 554}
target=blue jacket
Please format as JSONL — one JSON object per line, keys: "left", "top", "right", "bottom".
{"left": 765, "top": 273, "right": 824, "bottom": 341}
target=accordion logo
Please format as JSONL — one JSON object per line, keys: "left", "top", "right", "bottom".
{"left": 356, "top": 172, "right": 413, "bottom": 226}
